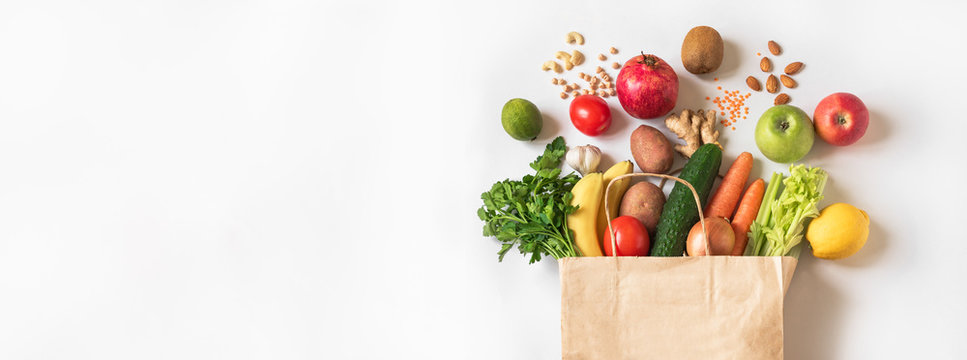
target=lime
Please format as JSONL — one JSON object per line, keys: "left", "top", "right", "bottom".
{"left": 501, "top": 98, "right": 543, "bottom": 141}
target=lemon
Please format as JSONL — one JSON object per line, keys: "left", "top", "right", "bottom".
{"left": 805, "top": 203, "right": 869, "bottom": 260}
{"left": 501, "top": 98, "right": 543, "bottom": 141}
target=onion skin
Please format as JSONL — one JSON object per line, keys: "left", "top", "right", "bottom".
{"left": 686, "top": 217, "right": 735, "bottom": 256}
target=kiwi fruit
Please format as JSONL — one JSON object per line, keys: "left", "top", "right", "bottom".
{"left": 681, "top": 26, "right": 724, "bottom": 74}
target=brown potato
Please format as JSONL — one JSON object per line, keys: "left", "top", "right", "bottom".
{"left": 630, "top": 125, "right": 674, "bottom": 174}
{"left": 681, "top": 26, "right": 724, "bottom": 74}
{"left": 619, "top": 181, "right": 666, "bottom": 235}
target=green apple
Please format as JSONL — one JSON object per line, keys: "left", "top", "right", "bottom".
{"left": 754, "top": 105, "right": 814, "bottom": 163}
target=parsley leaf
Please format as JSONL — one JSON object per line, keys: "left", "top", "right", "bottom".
{"left": 478, "top": 137, "right": 579, "bottom": 263}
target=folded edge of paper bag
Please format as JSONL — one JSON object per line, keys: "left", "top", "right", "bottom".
{"left": 781, "top": 256, "right": 798, "bottom": 295}
{"left": 560, "top": 256, "right": 798, "bottom": 360}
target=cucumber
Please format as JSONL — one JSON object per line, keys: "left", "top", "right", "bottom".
{"left": 649, "top": 144, "right": 723, "bottom": 256}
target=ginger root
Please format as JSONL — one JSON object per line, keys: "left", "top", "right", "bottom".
{"left": 664, "top": 109, "right": 721, "bottom": 158}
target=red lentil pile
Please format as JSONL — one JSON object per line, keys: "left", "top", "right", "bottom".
{"left": 707, "top": 78, "right": 750, "bottom": 131}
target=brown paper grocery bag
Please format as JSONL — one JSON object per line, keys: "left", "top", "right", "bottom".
{"left": 559, "top": 256, "right": 797, "bottom": 359}
{"left": 559, "top": 173, "right": 798, "bottom": 359}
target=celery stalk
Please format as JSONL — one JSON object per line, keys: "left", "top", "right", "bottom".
{"left": 746, "top": 165, "right": 827, "bottom": 257}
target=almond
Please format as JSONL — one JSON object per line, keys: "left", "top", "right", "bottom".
{"left": 768, "top": 40, "right": 781, "bottom": 55}
{"left": 774, "top": 93, "right": 790, "bottom": 105}
{"left": 766, "top": 74, "right": 779, "bottom": 93}
{"left": 780, "top": 74, "right": 797, "bottom": 88}
{"left": 760, "top": 57, "right": 771, "bottom": 72}
{"left": 784, "top": 62, "right": 804, "bottom": 75}
{"left": 746, "top": 76, "right": 761, "bottom": 91}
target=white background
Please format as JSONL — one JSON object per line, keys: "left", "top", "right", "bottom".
{"left": 0, "top": 0, "right": 965, "bottom": 359}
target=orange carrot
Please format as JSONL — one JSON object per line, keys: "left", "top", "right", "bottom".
{"left": 730, "top": 178, "right": 765, "bottom": 256}
{"left": 704, "top": 152, "right": 753, "bottom": 220}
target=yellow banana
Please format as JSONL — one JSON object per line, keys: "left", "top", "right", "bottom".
{"left": 596, "top": 161, "right": 634, "bottom": 241}
{"left": 568, "top": 173, "right": 604, "bottom": 257}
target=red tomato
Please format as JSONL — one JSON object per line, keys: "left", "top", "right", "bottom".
{"left": 602, "top": 216, "right": 650, "bottom": 256}
{"left": 569, "top": 95, "right": 612, "bottom": 136}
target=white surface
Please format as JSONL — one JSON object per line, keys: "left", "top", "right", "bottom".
{"left": 0, "top": 0, "right": 965, "bottom": 359}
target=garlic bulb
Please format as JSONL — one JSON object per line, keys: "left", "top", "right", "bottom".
{"left": 566, "top": 145, "right": 601, "bottom": 176}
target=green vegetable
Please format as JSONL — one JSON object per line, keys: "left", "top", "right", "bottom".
{"left": 746, "top": 164, "right": 828, "bottom": 257}
{"left": 650, "top": 143, "right": 722, "bottom": 256}
{"left": 477, "top": 136, "right": 580, "bottom": 263}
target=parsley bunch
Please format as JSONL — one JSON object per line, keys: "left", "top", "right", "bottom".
{"left": 477, "top": 137, "right": 580, "bottom": 263}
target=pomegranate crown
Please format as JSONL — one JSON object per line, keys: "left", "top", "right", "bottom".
{"left": 637, "top": 51, "right": 659, "bottom": 67}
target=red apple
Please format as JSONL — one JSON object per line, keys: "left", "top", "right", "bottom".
{"left": 813, "top": 92, "right": 869, "bottom": 146}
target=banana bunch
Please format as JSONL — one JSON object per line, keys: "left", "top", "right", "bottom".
{"left": 567, "top": 161, "right": 633, "bottom": 256}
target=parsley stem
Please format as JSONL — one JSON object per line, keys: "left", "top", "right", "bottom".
{"left": 493, "top": 215, "right": 525, "bottom": 223}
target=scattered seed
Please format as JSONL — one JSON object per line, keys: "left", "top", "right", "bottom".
{"left": 598, "top": 54, "right": 607, "bottom": 61}
{"left": 566, "top": 31, "right": 584, "bottom": 45}
{"left": 609, "top": 47, "right": 618, "bottom": 54}
{"left": 780, "top": 74, "right": 797, "bottom": 88}
{"left": 569, "top": 50, "right": 585, "bottom": 66}
{"left": 768, "top": 40, "right": 781, "bottom": 55}
{"left": 552, "top": 78, "right": 559, "bottom": 85}
{"left": 766, "top": 75, "right": 779, "bottom": 93}
{"left": 709, "top": 87, "right": 751, "bottom": 130}
{"left": 609, "top": 89, "right": 616, "bottom": 96}
{"left": 746, "top": 76, "right": 761, "bottom": 91}
{"left": 774, "top": 93, "right": 790, "bottom": 105}
{"left": 542, "top": 60, "right": 563, "bottom": 73}
{"left": 596, "top": 66, "right": 605, "bottom": 73}
{"left": 760, "top": 57, "right": 772, "bottom": 72}
{"left": 611, "top": 62, "right": 620, "bottom": 69}
{"left": 784, "top": 62, "right": 804, "bottom": 75}
{"left": 560, "top": 92, "right": 568, "bottom": 99}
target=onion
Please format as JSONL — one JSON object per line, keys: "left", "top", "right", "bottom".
{"left": 686, "top": 217, "right": 735, "bottom": 256}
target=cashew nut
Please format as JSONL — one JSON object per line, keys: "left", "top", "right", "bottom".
{"left": 565, "top": 31, "right": 584, "bottom": 45}
{"left": 541, "top": 60, "right": 563, "bottom": 73}
{"left": 554, "top": 51, "right": 574, "bottom": 70}
{"left": 570, "top": 50, "right": 585, "bottom": 66}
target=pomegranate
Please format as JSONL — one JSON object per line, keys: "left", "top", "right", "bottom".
{"left": 616, "top": 53, "right": 679, "bottom": 119}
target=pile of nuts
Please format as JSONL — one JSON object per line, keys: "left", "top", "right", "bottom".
{"left": 746, "top": 40, "right": 804, "bottom": 105}
{"left": 542, "top": 32, "right": 622, "bottom": 100}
